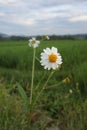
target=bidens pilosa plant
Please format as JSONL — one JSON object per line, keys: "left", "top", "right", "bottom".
{"left": 17, "top": 36, "right": 63, "bottom": 129}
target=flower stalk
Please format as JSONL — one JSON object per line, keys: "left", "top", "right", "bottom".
{"left": 30, "top": 48, "right": 36, "bottom": 104}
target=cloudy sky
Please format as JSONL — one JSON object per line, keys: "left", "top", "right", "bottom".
{"left": 0, "top": 0, "right": 87, "bottom": 35}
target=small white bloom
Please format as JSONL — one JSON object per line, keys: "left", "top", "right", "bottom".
{"left": 40, "top": 47, "right": 63, "bottom": 70}
{"left": 69, "top": 89, "right": 73, "bottom": 94}
{"left": 45, "top": 35, "right": 50, "bottom": 40}
{"left": 28, "top": 37, "right": 40, "bottom": 48}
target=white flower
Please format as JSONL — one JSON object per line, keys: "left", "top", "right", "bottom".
{"left": 40, "top": 47, "right": 63, "bottom": 70}
{"left": 45, "top": 35, "right": 50, "bottom": 40}
{"left": 28, "top": 37, "right": 40, "bottom": 48}
{"left": 69, "top": 89, "right": 73, "bottom": 94}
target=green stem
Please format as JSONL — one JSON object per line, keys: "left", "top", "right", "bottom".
{"left": 30, "top": 48, "right": 36, "bottom": 104}
{"left": 32, "top": 71, "right": 54, "bottom": 107}
{"left": 43, "top": 71, "right": 54, "bottom": 89}
{"left": 47, "top": 81, "right": 63, "bottom": 89}
{"left": 35, "top": 70, "right": 47, "bottom": 90}
{"left": 29, "top": 48, "right": 36, "bottom": 129}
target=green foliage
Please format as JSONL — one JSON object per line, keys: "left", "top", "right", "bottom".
{"left": 0, "top": 83, "right": 27, "bottom": 130}
{"left": 0, "top": 39, "right": 87, "bottom": 129}
{"left": 0, "top": 82, "right": 87, "bottom": 130}
{"left": 17, "top": 83, "right": 28, "bottom": 103}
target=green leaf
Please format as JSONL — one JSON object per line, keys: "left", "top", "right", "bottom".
{"left": 16, "top": 83, "right": 28, "bottom": 102}
{"left": 35, "top": 57, "right": 40, "bottom": 62}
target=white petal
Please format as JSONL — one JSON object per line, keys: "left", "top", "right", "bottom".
{"left": 33, "top": 44, "right": 38, "bottom": 48}
{"left": 36, "top": 41, "right": 40, "bottom": 44}
{"left": 29, "top": 39, "right": 32, "bottom": 43}
{"left": 32, "top": 37, "right": 36, "bottom": 40}
{"left": 52, "top": 63, "right": 57, "bottom": 69}
{"left": 44, "top": 48, "right": 51, "bottom": 54}
{"left": 28, "top": 43, "right": 32, "bottom": 47}
{"left": 51, "top": 47, "right": 58, "bottom": 53}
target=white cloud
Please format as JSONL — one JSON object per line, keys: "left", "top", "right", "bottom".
{"left": 0, "top": 0, "right": 87, "bottom": 35}
{"left": 0, "top": 0, "right": 25, "bottom": 7}
{"left": 0, "top": 12, "right": 5, "bottom": 16}
{"left": 0, "top": 13, "right": 36, "bottom": 26}
{"left": 0, "top": 0, "right": 16, "bottom": 5}
{"left": 14, "top": 18, "right": 35, "bottom": 25}
{"left": 69, "top": 15, "right": 87, "bottom": 22}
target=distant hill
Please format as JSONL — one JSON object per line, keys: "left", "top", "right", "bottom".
{"left": 0, "top": 33, "right": 10, "bottom": 38}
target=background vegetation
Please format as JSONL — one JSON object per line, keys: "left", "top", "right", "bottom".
{"left": 0, "top": 39, "right": 87, "bottom": 130}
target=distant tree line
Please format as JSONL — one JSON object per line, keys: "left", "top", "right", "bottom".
{"left": 0, "top": 35, "right": 29, "bottom": 41}
{"left": 0, "top": 34, "right": 87, "bottom": 41}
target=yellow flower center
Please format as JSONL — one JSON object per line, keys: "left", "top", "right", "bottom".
{"left": 32, "top": 39, "right": 36, "bottom": 44}
{"left": 49, "top": 53, "right": 57, "bottom": 62}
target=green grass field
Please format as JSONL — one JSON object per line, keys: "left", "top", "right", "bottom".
{"left": 0, "top": 39, "right": 87, "bottom": 130}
